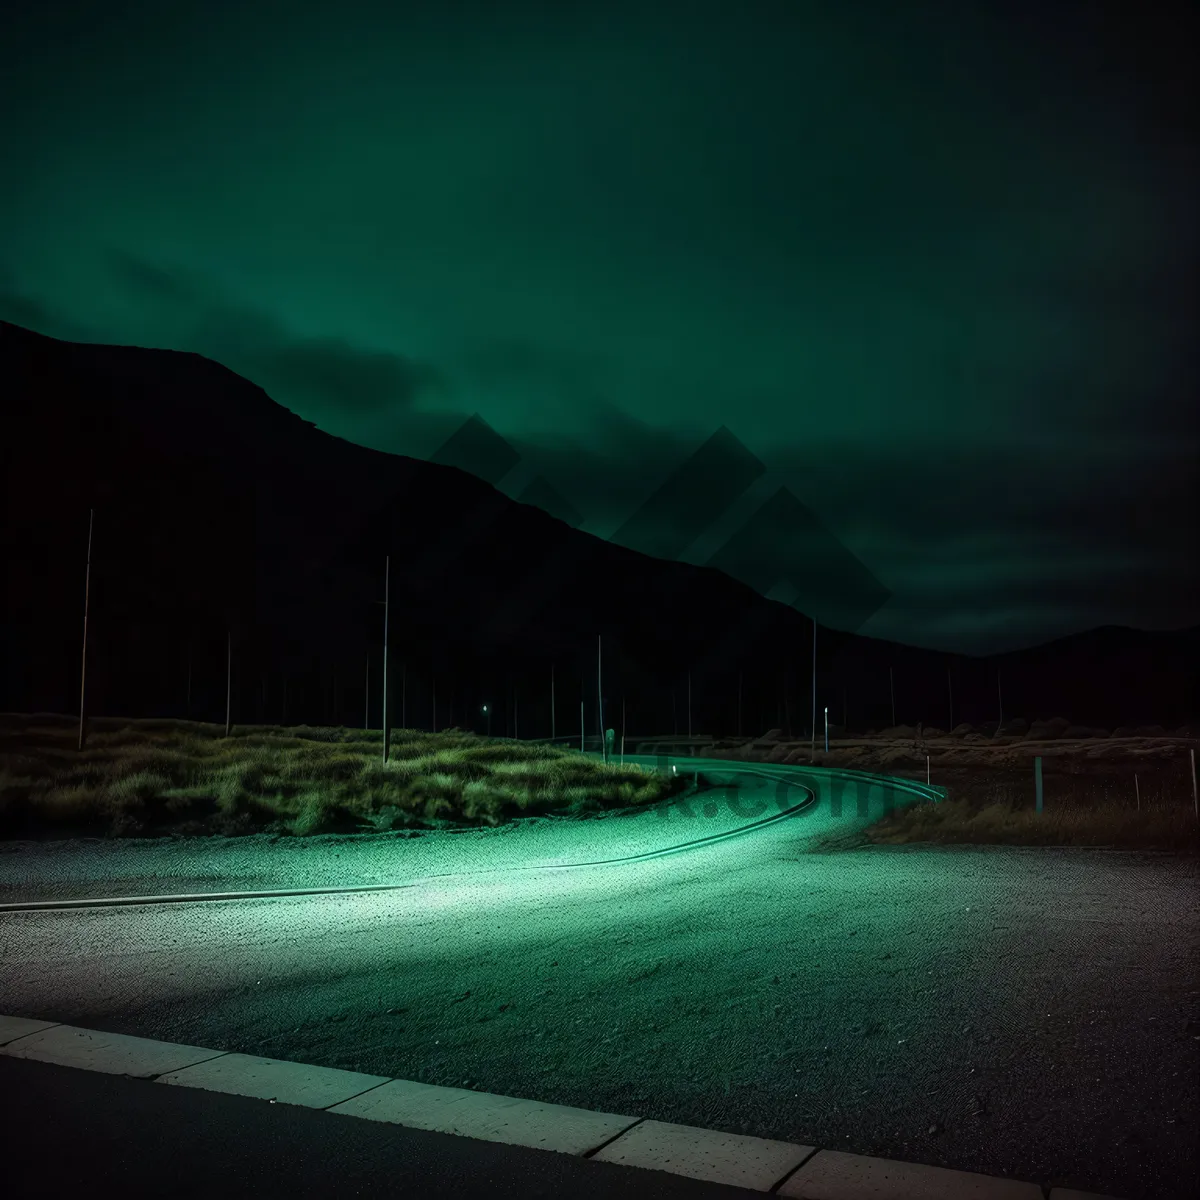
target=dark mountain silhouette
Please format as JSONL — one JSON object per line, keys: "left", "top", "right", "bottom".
{"left": 2, "top": 319, "right": 1195, "bottom": 735}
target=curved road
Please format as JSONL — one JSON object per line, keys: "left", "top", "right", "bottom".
{"left": 0, "top": 757, "right": 939, "bottom": 911}
{"left": 1, "top": 755, "right": 1194, "bottom": 1200}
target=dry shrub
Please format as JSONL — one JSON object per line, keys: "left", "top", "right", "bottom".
{"left": 0, "top": 714, "right": 684, "bottom": 837}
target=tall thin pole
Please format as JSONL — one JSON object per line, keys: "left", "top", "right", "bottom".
{"left": 224, "top": 631, "right": 231, "bottom": 737}
{"left": 947, "top": 664, "right": 954, "bottom": 731}
{"left": 1190, "top": 748, "right": 1197, "bottom": 824}
{"left": 597, "top": 634, "right": 604, "bottom": 760}
{"left": 737, "top": 670, "right": 743, "bottom": 739}
{"left": 551, "top": 663, "right": 556, "bottom": 740}
{"left": 810, "top": 616, "right": 817, "bottom": 758}
{"left": 78, "top": 508, "right": 94, "bottom": 751}
{"left": 889, "top": 666, "right": 896, "bottom": 728}
{"left": 382, "top": 555, "right": 390, "bottom": 763}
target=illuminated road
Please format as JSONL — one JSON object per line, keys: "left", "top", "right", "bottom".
{"left": 1, "top": 756, "right": 1196, "bottom": 1200}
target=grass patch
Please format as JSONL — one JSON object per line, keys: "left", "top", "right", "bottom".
{"left": 866, "top": 775, "right": 1199, "bottom": 853}
{"left": 0, "top": 713, "right": 689, "bottom": 839}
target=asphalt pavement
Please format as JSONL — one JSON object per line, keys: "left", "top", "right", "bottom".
{"left": 0, "top": 1054, "right": 771, "bottom": 1200}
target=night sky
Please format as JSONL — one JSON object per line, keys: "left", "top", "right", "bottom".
{"left": 2, "top": 0, "right": 1196, "bottom": 655}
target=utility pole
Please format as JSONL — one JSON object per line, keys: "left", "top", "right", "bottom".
{"left": 1190, "top": 748, "right": 1197, "bottom": 824}
{"left": 382, "top": 554, "right": 390, "bottom": 763}
{"left": 810, "top": 616, "right": 817, "bottom": 758}
{"left": 78, "top": 508, "right": 94, "bottom": 751}
{"left": 597, "top": 634, "right": 604, "bottom": 760}
{"left": 224, "top": 631, "right": 232, "bottom": 737}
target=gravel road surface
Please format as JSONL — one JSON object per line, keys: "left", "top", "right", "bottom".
{"left": 2, "top": 758, "right": 1195, "bottom": 1199}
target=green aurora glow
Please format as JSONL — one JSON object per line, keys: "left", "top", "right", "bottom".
{"left": 1, "top": 0, "right": 1195, "bottom": 653}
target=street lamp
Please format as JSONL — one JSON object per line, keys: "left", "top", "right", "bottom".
{"left": 824, "top": 705, "right": 829, "bottom": 753}
{"left": 482, "top": 703, "right": 490, "bottom": 737}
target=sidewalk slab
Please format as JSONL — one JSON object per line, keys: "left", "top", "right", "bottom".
{"left": 0, "top": 1024, "right": 227, "bottom": 1078}
{"left": 1048, "top": 1190, "right": 1128, "bottom": 1200}
{"left": 0, "top": 1015, "right": 60, "bottom": 1046}
{"left": 330, "top": 1077, "right": 640, "bottom": 1155}
{"left": 159, "top": 1052, "right": 391, "bottom": 1109}
{"left": 591, "top": 1119, "right": 814, "bottom": 1191}
{"left": 777, "top": 1149, "right": 1043, "bottom": 1199}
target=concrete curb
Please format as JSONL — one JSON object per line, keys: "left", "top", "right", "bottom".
{"left": 591, "top": 1118, "right": 815, "bottom": 1190}
{"left": 777, "top": 1149, "right": 1042, "bottom": 1198}
{"left": 0, "top": 1015, "right": 1131, "bottom": 1198}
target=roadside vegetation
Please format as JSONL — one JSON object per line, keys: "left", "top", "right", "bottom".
{"left": 719, "top": 716, "right": 1198, "bottom": 853}
{"left": 864, "top": 772, "right": 1199, "bottom": 853}
{"left": 0, "top": 714, "right": 690, "bottom": 839}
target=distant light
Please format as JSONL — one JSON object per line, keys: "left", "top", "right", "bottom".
{"left": 482, "top": 704, "right": 488, "bottom": 712}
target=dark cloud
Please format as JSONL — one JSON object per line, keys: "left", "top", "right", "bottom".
{"left": 104, "top": 252, "right": 447, "bottom": 419}
{"left": 0, "top": 273, "right": 97, "bottom": 343}
{"left": 0, "top": 0, "right": 1195, "bottom": 652}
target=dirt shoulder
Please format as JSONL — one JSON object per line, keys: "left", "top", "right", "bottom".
{"left": 704, "top": 731, "right": 1200, "bottom": 852}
